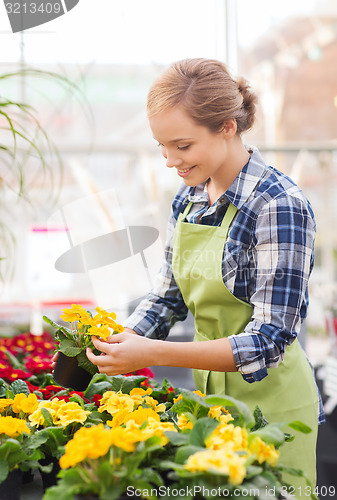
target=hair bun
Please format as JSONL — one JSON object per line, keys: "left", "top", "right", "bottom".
{"left": 236, "top": 76, "right": 258, "bottom": 131}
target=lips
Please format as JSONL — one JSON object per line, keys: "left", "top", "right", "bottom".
{"left": 177, "top": 166, "right": 195, "bottom": 177}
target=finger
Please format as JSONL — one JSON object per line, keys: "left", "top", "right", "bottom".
{"left": 86, "top": 347, "right": 116, "bottom": 368}
{"left": 103, "top": 333, "right": 126, "bottom": 343}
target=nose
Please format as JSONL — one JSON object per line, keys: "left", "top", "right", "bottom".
{"left": 164, "top": 149, "right": 183, "bottom": 169}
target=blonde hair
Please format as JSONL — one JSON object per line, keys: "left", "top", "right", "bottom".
{"left": 147, "top": 58, "right": 257, "bottom": 135}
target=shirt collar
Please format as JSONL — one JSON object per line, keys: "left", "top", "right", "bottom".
{"left": 225, "top": 146, "right": 267, "bottom": 209}
{"left": 184, "top": 146, "right": 267, "bottom": 209}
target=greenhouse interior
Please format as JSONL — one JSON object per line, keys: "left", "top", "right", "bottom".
{"left": 1, "top": 0, "right": 337, "bottom": 499}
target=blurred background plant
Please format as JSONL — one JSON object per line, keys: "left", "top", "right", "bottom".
{"left": 0, "top": 68, "right": 94, "bottom": 283}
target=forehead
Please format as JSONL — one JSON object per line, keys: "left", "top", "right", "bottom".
{"left": 149, "top": 106, "right": 203, "bottom": 142}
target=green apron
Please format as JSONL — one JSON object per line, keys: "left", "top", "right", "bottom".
{"left": 172, "top": 201, "right": 319, "bottom": 498}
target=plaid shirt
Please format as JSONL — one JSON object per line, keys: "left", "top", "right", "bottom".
{"left": 125, "top": 146, "right": 324, "bottom": 423}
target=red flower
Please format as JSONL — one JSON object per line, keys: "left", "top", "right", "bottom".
{"left": 0, "top": 368, "right": 33, "bottom": 381}
{"left": 124, "top": 367, "right": 155, "bottom": 378}
{"left": 25, "top": 357, "right": 52, "bottom": 374}
{"left": 92, "top": 394, "right": 103, "bottom": 406}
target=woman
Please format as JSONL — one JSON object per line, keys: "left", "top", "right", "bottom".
{"left": 86, "top": 58, "right": 324, "bottom": 496}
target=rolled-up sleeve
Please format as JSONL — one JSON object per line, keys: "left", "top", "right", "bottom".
{"left": 124, "top": 211, "right": 188, "bottom": 339}
{"left": 229, "top": 194, "right": 316, "bottom": 382}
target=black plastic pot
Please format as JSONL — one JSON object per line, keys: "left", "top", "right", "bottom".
{"left": 53, "top": 352, "right": 93, "bottom": 391}
{"left": 1, "top": 469, "right": 23, "bottom": 500}
{"left": 39, "top": 456, "right": 61, "bottom": 491}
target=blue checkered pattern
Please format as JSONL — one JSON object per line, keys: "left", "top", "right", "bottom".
{"left": 125, "top": 146, "right": 324, "bottom": 424}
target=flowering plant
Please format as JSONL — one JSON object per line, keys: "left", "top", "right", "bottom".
{"left": 158, "top": 390, "right": 318, "bottom": 500}
{"left": 0, "top": 331, "right": 55, "bottom": 385}
{"left": 43, "top": 304, "right": 124, "bottom": 375}
{"left": 42, "top": 384, "right": 178, "bottom": 500}
{"left": 0, "top": 379, "right": 45, "bottom": 484}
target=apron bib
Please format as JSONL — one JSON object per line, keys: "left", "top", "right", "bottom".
{"left": 172, "top": 201, "right": 318, "bottom": 497}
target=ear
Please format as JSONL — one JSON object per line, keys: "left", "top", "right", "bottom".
{"left": 220, "top": 119, "right": 237, "bottom": 138}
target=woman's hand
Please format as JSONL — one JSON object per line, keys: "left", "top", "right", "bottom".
{"left": 86, "top": 331, "right": 158, "bottom": 376}
{"left": 51, "top": 351, "right": 58, "bottom": 371}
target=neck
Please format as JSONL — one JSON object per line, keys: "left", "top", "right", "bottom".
{"left": 208, "top": 140, "right": 250, "bottom": 205}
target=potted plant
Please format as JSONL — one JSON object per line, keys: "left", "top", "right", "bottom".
{"left": 43, "top": 304, "right": 124, "bottom": 391}
{"left": 42, "top": 385, "right": 178, "bottom": 500}
{"left": 159, "top": 390, "right": 318, "bottom": 500}
{"left": 0, "top": 380, "right": 45, "bottom": 500}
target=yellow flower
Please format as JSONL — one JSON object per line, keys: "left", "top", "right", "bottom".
{"left": 12, "top": 393, "right": 39, "bottom": 415}
{"left": 60, "top": 424, "right": 114, "bottom": 469}
{"left": 114, "top": 324, "right": 124, "bottom": 333}
{"left": 122, "top": 407, "right": 160, "bottom": 425}
{"left": 86, "top": 324, "right": 110, "bottom": 340}
{"left": 219, "top": 413, "right": 235, "bottom": 425}
{"left": 0, "top": 398, "right": 14, "bottom": 413}
{"left": 193, "top": 390, "right": 206, "bottom": 397}
{"left": 173, "top": 393, "right": 183, "bottom": 403}
{"left": 99, "top": 391, "right": 135, "bottom": 416}
{"left": 249, "top": 436, "right": 280, "bottom": 467}
{"left": 0, "top": 416, "right": 31, "bottom": 437}
{"left": 177, "top": 413, "right": 194, "bottom": 431}
{"left": 205, "top": 423, "right": 248, "bottom": 452}
{"left": 208, "top": 406, "right": 234, "bottom": 423}
{"left": 96, "top": 307, "right": 116, "bottom": 319}
{"left": 145, "top": 418, "right": 177, "bottom": 445}
{"left": 29, "top": 398, "right": 66, "bottom": 427}
{"left": 184, "top": 448, "right": 247, "bottom": 485}
{"left": 60, "top": 304, "right": 88, "bottom": 322}
{"left": 144, "top": 395, "right": 165, "bottom": 412}
{"left": 109, "top": 425, "right": 150, "bottom": 451}
{"left": 130, "top": 387, "right": 153, "bottom": 397}
{"left": 53, "top": 402, "right": 91, "bottom": 426}
{"left": 123, "top": 417, "right": 177, "bottom": 446}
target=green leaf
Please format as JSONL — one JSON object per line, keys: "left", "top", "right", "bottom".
{"left": 249, "top": 423, "right": 285, "bottom": 447}
{"left": 84, "top": 377, "right": 114, "bottom": 399}
{"left": 68, "top": 392, "right": 85, "bottom": 408}
{"left": 164, "top": 431, "right": 189, "bottom": 446}
{"left": 0, "top": 459, "right": 9, "bottom": 483}
{"left": 59, "top": 339, "right": 82, "bottom": 357}
{"left": 41, "top": 407, "right": 55, "bottom": 428}
{"left": 287, "top": 420, "right": 312, "bottom": 434}
{"left": 43, "top": 317, "right": 71, "bottom": 337}
{"left": 175, "top": 444, "right": 205, "bottom": 464}
{"left": 9, "top": 379, "right": 30, "bottom": 396}
{"left": 252, "top": 405, "right": 269, "bottom": 431}
{"left": 204, "top": 394, "right": 255, "bottom": 428}
{"left": 189, "top": 417, "right": 219, "bottom": 447}
{"left": 76, "top": 350, "right": 98, "bottom": 375}
{"left": 4, "top": 350, "right": 23, "bottom": 370}
{"left": 170, "top": 389, "right": 211, "bottom": 419}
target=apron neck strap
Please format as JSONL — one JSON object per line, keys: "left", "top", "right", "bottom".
{"left": 181, "top": 200, "right": 238, "bottom": 233}
{"left": 182, "top": 201, "right": 238, "bottom": 230}
{"left": 181, "top": 201, "right": 193, "bottom": 218}
{"left": 220, "top": 203, "right": 238, "bottom": 231}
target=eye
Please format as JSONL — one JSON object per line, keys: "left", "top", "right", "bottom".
{"left": 177, "top": 145, "right": 190, "bottom": 151}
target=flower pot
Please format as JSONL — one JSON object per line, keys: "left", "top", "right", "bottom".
{"left": 1, "top": 469, "right": 23, "bottom": 500}
{"left": 39, "top": 456, "right": 61, "bottom": 491}
{"left": 53, "top": 351, "right": 93, "bottom": 391}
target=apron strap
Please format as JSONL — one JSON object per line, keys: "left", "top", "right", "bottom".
{"left": 181, "top": 201, "right": 193, "bottom": 219}
{"left": 220, "top": 203, "right": 238, "bottom": 232}
{"left": 180, "top": 201, "right": 238, "bottom": 232}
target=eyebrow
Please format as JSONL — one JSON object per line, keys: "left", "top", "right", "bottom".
{"left": 154, "top": 137, "right": 193, "bottom": 143}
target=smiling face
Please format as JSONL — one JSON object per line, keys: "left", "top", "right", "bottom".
{"left": 149, "top": 106, "right": 233, "bottom": 188}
